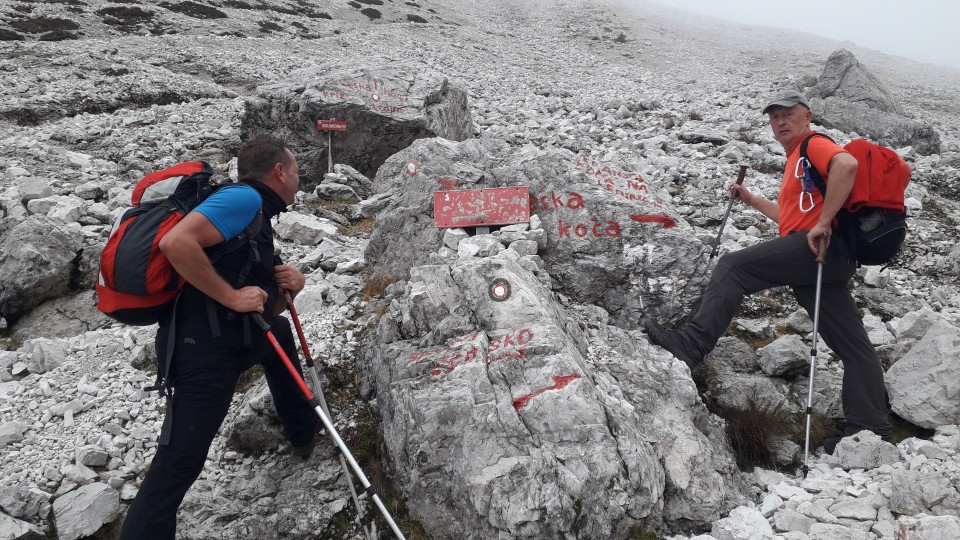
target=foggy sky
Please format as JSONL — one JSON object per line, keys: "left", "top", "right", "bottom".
{"left": 652, "top": 0, "right": 960, "bottom": 71}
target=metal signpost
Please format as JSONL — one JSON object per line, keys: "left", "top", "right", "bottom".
{"left": 315, "top": 119, "right": 348, "bottom": 173}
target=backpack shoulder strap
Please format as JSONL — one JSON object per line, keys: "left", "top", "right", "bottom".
{"left": 799, "top": 132, "right": 835, "bottom": 197}
{"left": 203, "top": 183, "right": 264, "bottom": 261}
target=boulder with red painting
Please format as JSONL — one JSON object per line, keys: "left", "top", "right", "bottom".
{"left": 241, "top": 62, "right": 475, "bottom": 187}
{"left": 363, "top": 135, "right": 708, "bottom": 327}
{"left": 362, "top": 251, "right": 749, "bottom": 538}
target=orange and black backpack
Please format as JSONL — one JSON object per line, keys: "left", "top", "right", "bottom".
{"left": 95, "top": 161, "right": 261, "bottom": 325}
{"left": 800, "top": 134, "right": 911, "bottom": 266}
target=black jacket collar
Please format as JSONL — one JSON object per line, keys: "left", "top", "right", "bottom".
{"left": 238, "top": 179, "right": 287, "bottom": 219}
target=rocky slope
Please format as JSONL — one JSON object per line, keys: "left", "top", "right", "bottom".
{"left": 1, "top": 0, "right": 959, "bottom": 539}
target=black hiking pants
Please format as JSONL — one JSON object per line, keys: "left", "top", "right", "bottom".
{"left": 680, "top": 232, "right": 892, "bottom": 440}
{"left": 119, "top": 315, "right": 317, "bottom": 540}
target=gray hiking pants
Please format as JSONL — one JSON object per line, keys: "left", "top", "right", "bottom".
{"left": 680, "top": 232, "right": 893, "bottom": 439}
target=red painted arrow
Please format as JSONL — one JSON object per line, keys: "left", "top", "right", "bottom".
{"left": 512, "top": 373, "right": 582, "bottom": 411}
{"left": 629, "top": 213, "right": 677, "bottom": 228}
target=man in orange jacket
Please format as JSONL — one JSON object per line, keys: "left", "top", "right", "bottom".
{"left": 644, "top": 90, "right": 893, "bottom": 451}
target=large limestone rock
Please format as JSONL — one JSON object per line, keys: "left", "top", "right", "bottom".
{"left": 896, "top": 514, "right": 960, "bottom": 540}
{"left": 0, "top": 485, "right": 51, "bottom": 523}
{"left": 0, "top": 422, "right": 26, "bottom": 447}
{"left": 890, "top": 468, "right": 960, "bottom": 516}
{"left": 22, "top": 338, "right": 67, "bottom": 375}
{"left": 11, "top": 291, "right": 113, "bottom": 342}
{"left": 806, "top": 49, "right": 941, "bottom": 154}
{"left": 0, "top": 511, "right": 44, "bottom": 540}
{"left": 225, "top": 380, "right": 287, "bottom": 454}
{"left": 810, "top": 49, "right": 904, "bottom": 114}
{"left": 363, "top": 250, "right": 748, "bottom": 538}
{"left": 831, "top": 431, "right": 900, "bottom": 470}
{"left": 810, "top": 97, "right": 941, "bottom": 155}
{"left": 710, "top": 506, "right": 774, "bottom": 540}
{"left": 757, "top": 334, "right": 809, "bottom": 377}
{"left": 241, "top": 63, "right": 474, "bottom": 184}
{"left": 886, "top": 320, "right": 960, "bottom": 429}
{"left": 710, "top": 369, "right": 792, "bottom": 412}
{"left": 178, "top": 446, "right": 353, "bottom": 540}
{"left": 0, "top": 215, "right": 84, "bottom": 322}
{"left": 363, "top": 136, "right": 706, "bottom": 327}
{"left": 52, "top": 483, "right": 120, "bottom": 540}
{"left": 273, "top": 212, "right": 340, "bottom": 245}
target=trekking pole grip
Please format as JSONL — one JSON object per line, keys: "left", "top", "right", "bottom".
{"left": 251, "top": 312, "right": 271, "bottom": 332}
{"left": 816, "top": 234, "right": 827, "bottom": 264}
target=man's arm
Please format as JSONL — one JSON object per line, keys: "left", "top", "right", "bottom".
{"left": 807, "top": 152, "right": 857, "bottom": 254}
{"left": 158, "top": 212, "right": 267, "bottom": 313}
{"left": 730, "top": 183, "right": 780, "bottom": 222}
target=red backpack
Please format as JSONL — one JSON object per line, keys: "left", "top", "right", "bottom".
{"left": 96, "top": 162, "right": 260, "bottom": 325}
{"left": 800, "top": 134, "right": 911, "bottom": 265}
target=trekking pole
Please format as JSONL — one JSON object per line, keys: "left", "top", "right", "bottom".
{"left": 251, "top": 313, "right": 407, "bottom": 540}
{"left": 679, "top": 165, "right": 748, "bottom": 327}
{"left": 710, "top": 164, "right": 748, "bottom": 260}
{"left": 284, "top": 292, "right": 376, "bottom": 540}
{"left": 802, "top": 234, "right": 828, "bottom": 478}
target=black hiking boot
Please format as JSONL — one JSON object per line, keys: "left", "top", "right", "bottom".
{"left": 822, "top": 436, "right": 842, "bottom": 455}
{"left": 643, "top": 318, "right": 704, "bottom": 370}
{"left": 292, "top": 431, "right": 318, "bottom": 460}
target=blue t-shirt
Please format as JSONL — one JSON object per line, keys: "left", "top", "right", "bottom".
{"left": 193, "top": 184, "right": 261, "bottom": 240}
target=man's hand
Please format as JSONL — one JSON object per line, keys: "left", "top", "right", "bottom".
{"left": 807, "top": 223, "right": 831, "bottom": 257}
{"left": 226, "top": 286, "right": 269, "bottom": 313}
{"left": 274, "top": 265, "right": 306, "bottom": 295}
{"left": 730, "top": 182, "right": 780, "bottom": 223}
{"left": 728, "top": 182, "right": 754, "bottom": 205}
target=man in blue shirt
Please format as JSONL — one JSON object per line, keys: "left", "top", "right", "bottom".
{"left": 120, "top": 136, "right": 318, "bottom": 540}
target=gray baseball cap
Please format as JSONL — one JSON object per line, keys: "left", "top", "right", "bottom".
{"left": 762, "top": 90, "right": 811, "bottom": 114}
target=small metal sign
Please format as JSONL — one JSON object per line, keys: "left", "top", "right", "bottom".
{"left": 433, "top": 186, "right": 530, "bottom": 228}
{"left": 316, "top": 119, "right": 347, "bottom": 174}
{"left": 316, "top": 120, "right": 348, "bottom": 132}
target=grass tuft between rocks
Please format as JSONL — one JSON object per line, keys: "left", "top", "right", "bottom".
{"left": 719, "top": 396, "right": 796, "bottom": 469}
